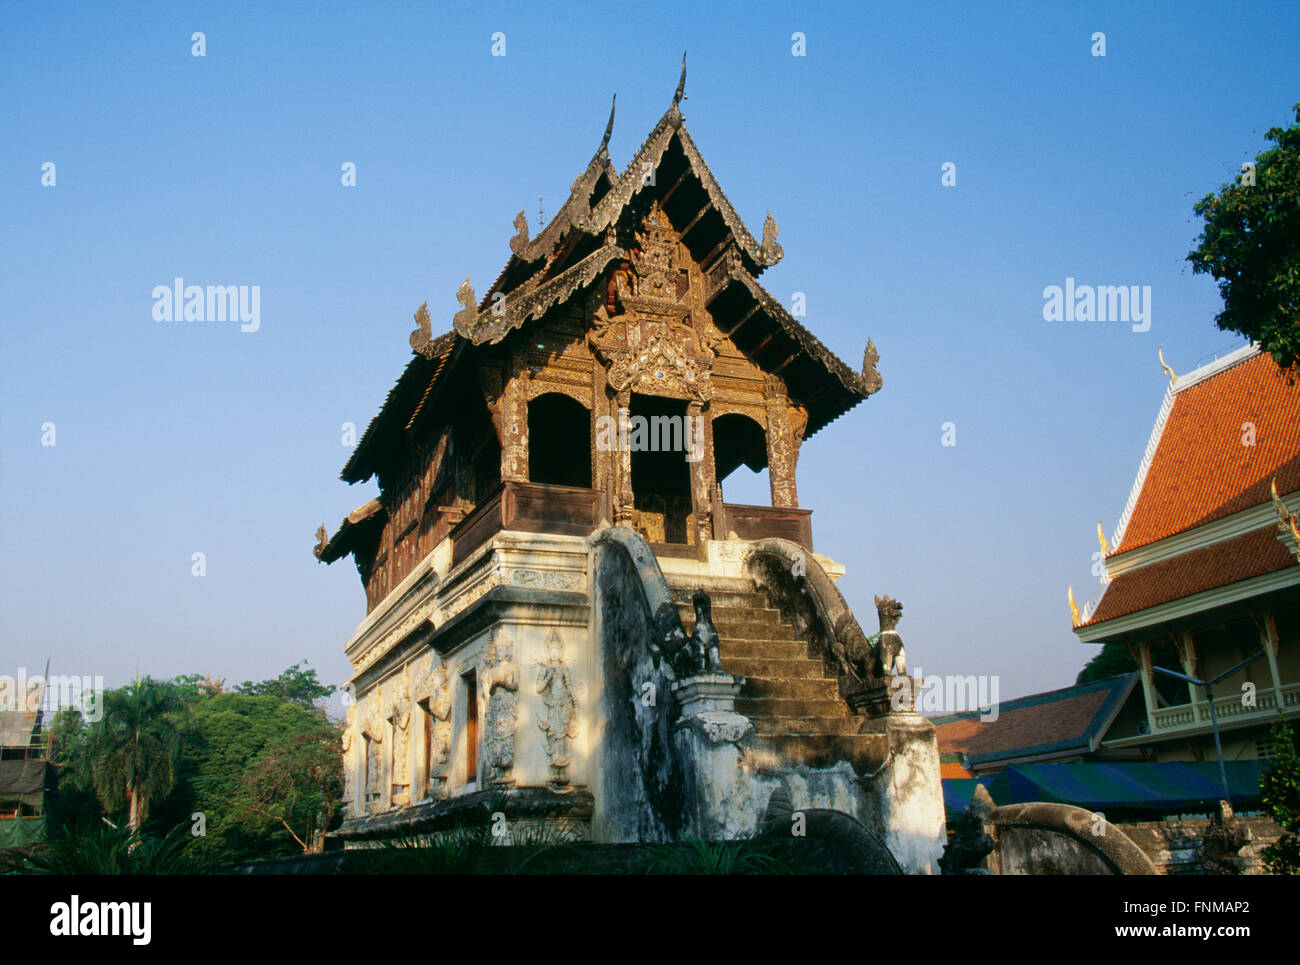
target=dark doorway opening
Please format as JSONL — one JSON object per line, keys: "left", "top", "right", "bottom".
{"left": 630, "top": 394, "right": 693, "bottom": 544}
{"left": 529, "top": 393, "right": 592, "bottom": 488}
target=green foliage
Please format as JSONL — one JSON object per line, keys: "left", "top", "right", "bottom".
{"left": 1260, "top": 716, "right": 1300, "bottom": 874}
{"left": 636, "top": 832, "right": 815, "bottom": 875}
{"left": 45, "top": 663, "right": 344, "bottom": 867}
{"left": 45, "top": 707, "right": 100, "bottom": 830}
{"left": 235, "top": 661, "right": 335, "bottom": 712}
{"left": 9, "top": 822, "right": 220, "bottom": 875}
{"left": 181, "top": 693, "right": 342, "bottom": 862}
{"left": 1187, "top": 104, "right": 1300, "bottom": 374}
{"left": 84, "top": 677, "right": 184, "bottom": 830}
{"left": 1076, "top": 641, "right": 1137, "bottom": 685}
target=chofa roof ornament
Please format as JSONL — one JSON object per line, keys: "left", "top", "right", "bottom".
{"left": 672, "top": 51, "right": 687, "bottom": 112}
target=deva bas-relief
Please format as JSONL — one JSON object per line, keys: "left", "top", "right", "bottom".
{"left": 481, "top": 628, "right": 520, "bottom": 787}
{"left": 535, "top": 630, "right": 581, "bottom": 785}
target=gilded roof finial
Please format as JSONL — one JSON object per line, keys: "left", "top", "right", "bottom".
{"left": 1068, "top": 585, "right": 1081, "bottom": 627}
{"left": 1158, "top": 345, "right": 1177, "bottom": 387}
{"left": 452, "top": 277, "right": 477, "bottom": 339}
{"left": 1097, "top": 521, "right": 1110, "bottom": 557}
{"left": 409, "top": 300, "right": 433, "bottom": 356}
{"left": 509, "top": 210, "right": 530, "bottom": 256}
{"left": 672, "top": 51, "right": 687, "bottom": 109}
{"left": 600, "top": 92, "right": 616, "bottom": 152}
{"left": 1271, "top": 477, "right": 1300, "bottom": 565}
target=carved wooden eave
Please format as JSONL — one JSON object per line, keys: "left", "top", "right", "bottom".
{"left": 341, "top": 334, "right": 459, "bottom": 484}
{"left": 706, "top": 261, "right": 878, "bottom": 439}
{"left": 461, "top": 245, "right": 626, "bottom": 346}
{"left": 318, "top": 498, "right": 387, "bottom": 565}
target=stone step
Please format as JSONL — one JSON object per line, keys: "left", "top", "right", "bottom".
{"left": 711, "top": 620, "right": 801, "bottom": 642}
{"left": 736, "top": 696, "right": 848, "bottom": 719}
{"left": 749, "top": 716, "right": 870, "bottom": 737}
{"left": 752, "top": 733, "right": 886, "bottom": 771}
{"left": 742, "top": 676, "right": 840, "bottom": 701}
{"left": 676, "top": 603, "right": 784, "bottom": 626}
{"left": 720, "top": 656, "right": 826, "bottom": 680}
{"left": 669, "top": 586, "right": 767, "bottom": 609}
{"left": 718, "top": 639, "right": 814, "bottom": 661}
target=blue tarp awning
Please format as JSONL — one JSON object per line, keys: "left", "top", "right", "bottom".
{"left": 981, "top": 761, "right": 1262, "bottom": 813}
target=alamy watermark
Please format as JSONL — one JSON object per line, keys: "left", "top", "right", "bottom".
{"left": 152, "top": 277, "right": 260, "bottom": 332}
{"left": 594, "top": 407, "right": 704, "bottom": 462}
{"left": 1042, "top": 278, "right": 1150, "bottom": 333}
{"left": 891, "top": 667, "right": 1000, "bottom": 721}
{"left": 0, "top": 667, "right": 105, "bottom": 722}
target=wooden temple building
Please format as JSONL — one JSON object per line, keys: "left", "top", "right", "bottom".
{"left": 316, "top": 66, "right": 944, "bottom": 870}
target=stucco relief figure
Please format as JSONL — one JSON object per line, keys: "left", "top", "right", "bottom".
{"left": 388, "top": 678, "right": 412, "bottom": 806}
{"left": 423, "top": 662, "right": 453, "bottom": 793}
{"left": 482, "top": 630, "right": 520, "bottom": 786}
{"left": 535, "top": 631, "right": 580, "bottom": 784}
{"left": 362, "top": 711, "right": 385, "bottom": 812}
{"left": 341, "top": 705, "right": 358, "bottom": 809}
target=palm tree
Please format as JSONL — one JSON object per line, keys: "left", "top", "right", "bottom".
{"left": 85, "top": 677, "right": 184, "bottom": 831}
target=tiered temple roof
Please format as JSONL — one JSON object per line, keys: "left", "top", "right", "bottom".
{"left": 319, "top": 66, "right": 880, "bottom": 585}
{"left": 1079, "top": 344, "right": 1300, "bottom": 632}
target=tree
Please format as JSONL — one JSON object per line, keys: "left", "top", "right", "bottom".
{"left": 1260, "top": 716, "right": 1300, "bottom": 874}
{"left": 84, "top": 677, "right": 184, "bottom": 831}
{"left": 234, "top": 661, "right": 335, "bottom": 712}
{"left": 1187, "top": 104, "right": 1300, "bottom": 374}
{"left": 1076, "top": 641, "right": 1137, "bottom": 685}
{"left": 45, "top": 707, "right": 100, "bottom": 830}
{"left": 183, "top": 693, "right": 342, "bottom": 861}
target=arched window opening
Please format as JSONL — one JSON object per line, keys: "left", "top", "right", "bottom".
{"left": 528, "top": 393, "right": 592, "bottom": 488}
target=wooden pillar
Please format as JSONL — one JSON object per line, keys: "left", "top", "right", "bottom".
{"left": 1176, "top": 631, "right": 1202, "bottom": 722}
{"left": 613, "top": 388, "right": 635, "bottom": 526}
{"left": 592, "top": 363, "right": 612, "bottom": 524}
{"left": 500, "top": 355, "right": 529, "bottom": 483}
{"left": 1260, "top": 612, "right": 1285, "bottom": 700}
{"left": 687, "top": 400, "right": 715, "bottom": 555}
{"left": 1133, "top": 640, "right": 1158, "bottom": 726}
{"left": 763, "top": 376, "right": 799, "bottom": 508}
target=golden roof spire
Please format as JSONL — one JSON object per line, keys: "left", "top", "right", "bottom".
{"left": 1097, "top": 521, "right": 1110, "bottom": 556}
{"left": 1068, "top": 584, "right": 1081, "bottom": 627}
{"left": 1158, "top": 345, "right": 1177, "bottom": 386}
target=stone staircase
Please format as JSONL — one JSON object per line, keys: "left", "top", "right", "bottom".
{"left": 671, "top": 581, "right": 885, "bottom": 769}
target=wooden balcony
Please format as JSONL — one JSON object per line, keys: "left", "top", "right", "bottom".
{"left": 448, "top": 483, "right": 815, "bottom": 568}
{"left": 449, "top": 481, "right": 604, "bottom": 567}
{"left": 722, "top": 502, "right": 813, "bottom": 552}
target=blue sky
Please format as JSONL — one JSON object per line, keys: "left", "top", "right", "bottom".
{"left": 2, "top": 1, "right": 1298, "bottom": 710}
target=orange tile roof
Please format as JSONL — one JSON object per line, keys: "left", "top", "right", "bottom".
{"left": 1085, "top": 526, "right": 1294, "bottom": 625}
{"left": 933, "top": 684, "right": 1121, "bottom": 762}
{"left": 1117, "top": 351, "right": 1300, "bottom": 554}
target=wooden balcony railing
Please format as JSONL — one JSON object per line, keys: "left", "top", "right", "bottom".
{"left": 449, "top": 481, "right": 605, "bottom": 567}
{"left": 722, "top": 502, "right": 813, "bottom": 552}
{"left": 448, "top": 484, "right": 815, "bottom": 567}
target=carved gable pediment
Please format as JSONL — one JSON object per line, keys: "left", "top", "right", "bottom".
{"left": 588, "top": 202, "right": 718, "bottom": 401}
